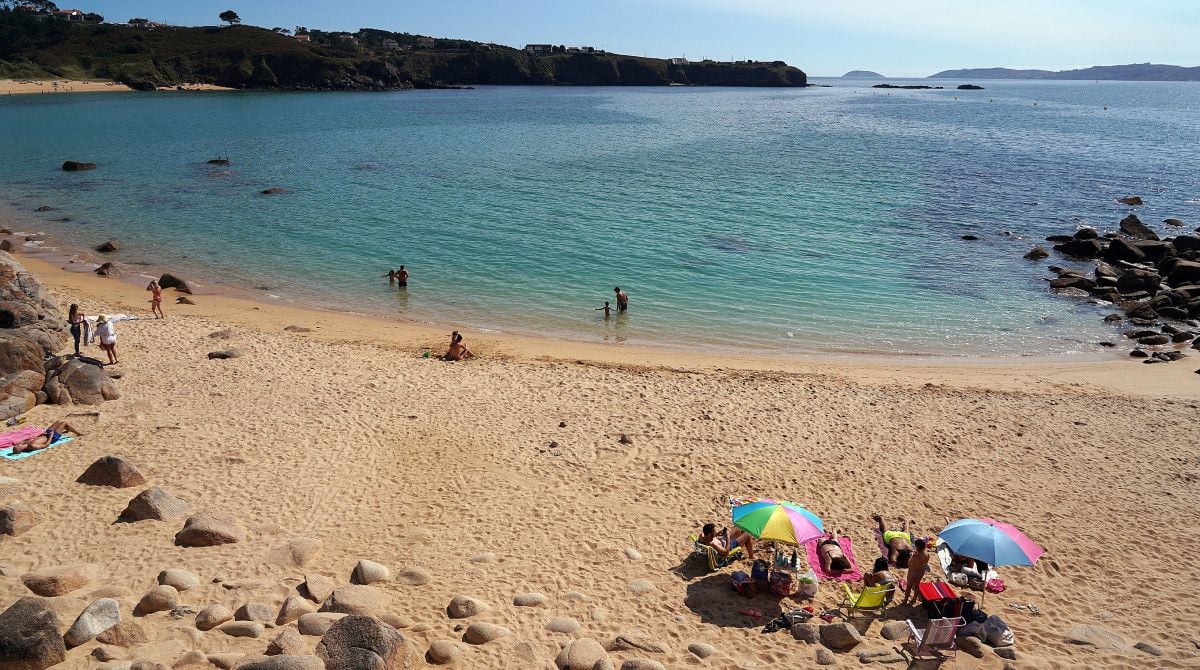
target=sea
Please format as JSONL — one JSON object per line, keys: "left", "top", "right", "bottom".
{"left": 1, "top": 78, "right": 1198, "bottom": 357}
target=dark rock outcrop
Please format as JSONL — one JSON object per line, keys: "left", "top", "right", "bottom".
{"left": 159, "top": 273, "right": 192, "bottom": 294}
{"left": 315, "top": 616, "right": 417, "bottom": 669}
{"left": 1118, "top": 214, "right": 1158, "bottom": 240}
{"left": 0, "top": 597, "right": 65, "bottom": 669}
{"left": 0, "top": 254, "right": 70, "bottom": 420}
{"left": 95, "top": 240, "right": 121, "bottom": 253}
{"left": 62, "top": 161, "right": 97, "bottom": 171}
{"left": 43, "top": 358, "right": 120, "bottom": 405}
{"left": 1117, "top": 196, "right": 1143, "bottom": 206}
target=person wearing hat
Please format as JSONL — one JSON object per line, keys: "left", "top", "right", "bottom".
{"left": 95, "top": 315, "right": 118, "bottom": 365}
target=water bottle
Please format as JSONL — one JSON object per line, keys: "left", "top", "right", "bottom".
{"left": 790, "top": 549, "right": 798, "bottom": 569}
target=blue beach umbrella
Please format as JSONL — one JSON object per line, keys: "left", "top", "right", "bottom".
{"left": 938, "top": 518, "right": 1044, "bottom": 567}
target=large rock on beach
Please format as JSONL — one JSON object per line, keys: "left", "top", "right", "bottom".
{"left": 95, "top": 240, "right": 121, "bottom": 253}
{"left": 175, "top": 512, "right": 245, "bottom": 547}
{"left": 1168, "top": 260, "right": 1200, "bottom": 287}
{"left": 65, "top": 598, "right": 121, "bottom": 647}
{"left": 136, "top": 585, "right": 178, "bottom": 615}
{"left": 1104, "top": 238, "right": 1147, "bottom": 264}
{"left": 220, "top": 621, "right": 265, "bottom": 638}
{"left": 95, "top": 619, "right": 147, "bottom": 647}
{"left": 462, "top": 622, "right": 509, "bottom": 645}
{"left": 266, "top": 628, "right": 306, "bottom": 656}
{"left": 426, "top": 640, "right": 462, "bottom": 665}
{"left": 22, "top": 564, "right": 97, "bottom": 596}
{"left": 556, "top": 638, "right": 609, "bottom": 670}
{"left": 157, "top": 568, "right": 200, "bottom": 591}
{"left": 818, "top": 622, "right": 862, "bottom": 650}
{"left": 351, "top": 560, "right": 390, "bottom": 585}
{"left": 0, "top": 597, "right": 66, "bottom": 669}
{"left": 77, "top": 455, "right": 146, "bottom": 488}
{"left": 1052, "top": 238, "right": 1103, "bottom": 259}
{"left": 1173, "top": 234, "right": 1200, "bottom": 253}
{"left": 195, "top": 604, "right": 234, "bottom": 631}
{"left": 298, "top": 613, "right": 346, "bottom": 637}
{"left": 1116, "top": 269, "right": 1161, "bottom": 296}
{"left": 235, "top": 602, "right": 275, "bottom": 623}
{"left": 316, "top": 615, "right": 417, "bottom": 669}
{"left": 159, "top": 273, "right": 192, "bottom": 294}
{"left": 0, "top": 501, "right": 42, "bottom": 537}
{"left": 121, "top": 487, "right": 190, "bottom": 522}
{"left": 1065, "top": 623, "right": 1129, "bottom": 650}
{"left": 320, "top": 586, "right": 390, "bottom": 617}
{"left": 278, "top": 596, "right": 317, "bottom": 626}
{"left": 301, "top": 575, "right": 337, "bottom": 604}
{"left": 445, "top": 595, "right": 489, "bottom": 619}
{"left": 1119, "top": 214, "right": 1158, "bottom": 240}
{"left": 235, "top": 656, "right": 323, "bottom": 670}
{"left": 43, "top": 358, "right": 120, "bottom": 405}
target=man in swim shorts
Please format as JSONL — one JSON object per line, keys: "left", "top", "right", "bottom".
{"left": 613, "top": 286, "right": 628, "bottom": 312}
{"left": 699, "top": 522, "right": 755, "bottom": 560}
{"left": 397, "top": 265, "right": 409, "bottom": 288}
{"left": 874, "top": 514, "right": 914, "bottom": 568}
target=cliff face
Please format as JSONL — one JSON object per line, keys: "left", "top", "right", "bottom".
{"left": 929, "top": 64, "right": 1200, "bottom": 81}
{"left": 0, "top": 16, "right": 806, "bottom": 90}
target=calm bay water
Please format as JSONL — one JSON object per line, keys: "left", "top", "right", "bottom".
{"left": 1, "top": 79, "right": 1198, "bottom": 356}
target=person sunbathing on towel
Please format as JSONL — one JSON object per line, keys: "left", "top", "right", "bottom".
{"left": 818, "top": 531, "right": 852, "bottom": 573}
{"left": 873, "top": 514, "right": 914, "bottom": 568}
{"left": 11, "top": 420, "right": 83, "bottom": 455}
{"left": 699, "top": 523, "right": 755, "bottom": 560}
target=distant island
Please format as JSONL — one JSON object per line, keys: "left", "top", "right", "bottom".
{"left": 0, "top": 4, "right": 807, "bottom": 90}
{"left": 929, "top": 63, "right": 1200, "bottom": 81}
{"left": 841, "top": 70, "right": 884, "bottom": 78}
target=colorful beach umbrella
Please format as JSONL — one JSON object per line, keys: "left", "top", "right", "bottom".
{"left": 731, "top": 499, "right": 824, "bottom": 546}
{"left": 938, "top": 517, "right": 1044, "bottom": 567}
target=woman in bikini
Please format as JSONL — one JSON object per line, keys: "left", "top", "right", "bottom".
{"left": 147, "top": 280, "right": 164, "bottom": 319}
{"left": 444, "top": 331, "right": 474, "bottom": 361}
{"left": 818, "top": 530, "right": 852, "bottom": 573}
{"left": 863, "top": 557, "right": 895, "bottom": 588}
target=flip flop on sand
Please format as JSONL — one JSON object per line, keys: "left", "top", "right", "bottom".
{"left": 739, "top": 608, "right": 762, "bottom": 618}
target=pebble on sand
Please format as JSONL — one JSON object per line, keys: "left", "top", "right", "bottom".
{"left": 195, "top": 604, "right": 234, "bottom": 631}
{"left": 463, "top": 621, "right": 510, "bottom": 645}
{"left": 446, "top": 595, "right": 490, "bottom": 619}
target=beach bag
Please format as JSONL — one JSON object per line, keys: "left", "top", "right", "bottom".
{"left": 731, "top": 571, "right": 756, "bottom": 597}
{"left": 769, "top": 571, "right": 793, "bottom": 597}
{"left": 751, "top": 559, "right": 770, "bottom": 584}
{"left": 983, "top": 615, "right": 1015, "bottom": 647}
{"left": 985, "top": 578, "right": 1006, "bottom": 593}
{"left": 959, "top": 620, "right": 984, "bottom": 641}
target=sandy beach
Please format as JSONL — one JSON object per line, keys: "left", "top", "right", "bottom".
{"left": 0, "top": 79, "right": 232, "bottom": 95}
{"left": 0, "top": 249, "right": 1198, "bottom": 669}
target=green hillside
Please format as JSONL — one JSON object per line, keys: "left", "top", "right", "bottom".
{"left": 0, "top": 10, "right": 807, "bottom": 89}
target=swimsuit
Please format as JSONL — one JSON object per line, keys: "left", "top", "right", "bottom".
{"left": 883, "top": 530, "right": 911, "bottom": 545}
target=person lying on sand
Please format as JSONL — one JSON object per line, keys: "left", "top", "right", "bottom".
{"left": 11, "top": 420, "right": 84, "bottom": 455}
{"left": 874, "top": 514, "right": 914, "bottom": 568}
{"left": 699, "top": 522, "right": 755, "bottom": 560}
{"left": 864, "top": 557, "right": 895, "bottom": 588}
{"left": 444, "top": 331, "right": 474, "bottom": 361}
{"left": 818, "top": 531, "right": 852, "bottom": 572}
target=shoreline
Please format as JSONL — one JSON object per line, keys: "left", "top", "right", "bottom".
{"left": 0, "top": 78, "right": 232, "bottom": 95}
{"left": 17, "top": 253, "right": 1200, "bottom": 399}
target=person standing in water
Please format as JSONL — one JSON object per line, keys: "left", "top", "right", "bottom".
{"left": 67, "top": 304, "right": 88, "bottom": 356}
{"left": 146, "top": 280, "right": 164, "bottom": 319}
{"left": 595, "top": 301, "right": 613, "bottom": 318}
{"left": 397, "top": 265, "right": 410, "bottom": 288}
{"left": 613, "top": 287, "right": 629, "bottom": 312}
{"left": 382, "top": 269, "right": 396, "bottom": 286}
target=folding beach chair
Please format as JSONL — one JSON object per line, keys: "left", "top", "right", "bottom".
{"left": 838, "top": 582, "right": 895, "bottom": 618}
{"left": 906, "top": 616, "right": 966, "bottom": 659}
{"left": 689, "top": 535, "right": 743, "bottom": 571}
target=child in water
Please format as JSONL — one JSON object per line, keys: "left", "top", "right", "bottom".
{"left": 595, "top": 301, "right": 613, "bottom": 318}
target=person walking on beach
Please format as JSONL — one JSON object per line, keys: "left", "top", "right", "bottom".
{"left": 95, "top": 315, "right": 118, "bottom": 365}
{"left": 397, "top": 265, "right": 409, "bottom": 288}
{"left": 595, "top": 301, "right": 613, "bottom": 318}
{"left": 146, "top": 279, "right": 164, "bottom": 319}
{"left": 613, "top": 287, "right": 628, "bottom": 312}
{"left": 382, "top": 269, "right": 396, "bottom": 286}
{"left": 67, "top": 303, "right": 88, "bottom": 356}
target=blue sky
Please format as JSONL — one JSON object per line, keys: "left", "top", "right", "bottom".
{"left": 75, "top": 1, "right": 1200, "bottom": 77}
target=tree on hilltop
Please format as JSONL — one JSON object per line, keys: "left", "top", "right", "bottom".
{"left": 219, "top": 10, "right": 240, "bottom": 26}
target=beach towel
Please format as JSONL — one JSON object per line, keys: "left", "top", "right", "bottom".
{"left": 805, "top": 535, "right": 864, "bottom": 582}
{"left": 874, "top": 528, "right": 891, "bottom": 563}
{"left": 0, "top": 436, "right": 73, "bottom": 461}
{"left": 0, "top": 425, "right": 44, "bottom": 449}
{"left": 934, "top": 539, "right": 999, "bottom": 587}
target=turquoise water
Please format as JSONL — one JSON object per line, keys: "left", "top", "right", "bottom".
{"left": 2, "top": 80, "right": 1198, "bottom": 356}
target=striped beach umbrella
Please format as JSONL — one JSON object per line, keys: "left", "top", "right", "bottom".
{"left": 731, "top": 499, "right": 824, "bottom": 546}
{"left": 939, "top": 517, "right": 1044, "bottom": 567}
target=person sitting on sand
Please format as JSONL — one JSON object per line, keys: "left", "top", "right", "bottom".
{"left": 595, "top": 301, "right": 613, "bottom": 318}
{"left": 863, "top": 557, "right": 895, "bottom": 588}
{"left": 444, "top": 331, "right": 474, "bottom": 361}
{"left": 874, "top": 514, "right": 914, "bottom": 568}
{"left": 699, "top": 522, "right": 755, "bottom": 560}
{"left": 95, "top": 315, "right": 118, "bottom": 365}
{"left": 147, "top": 280, "right": 164, "bottom": 319}
{"left": 901, "top": 537, "right": 930, "bottom": 606}
{"left": 11, "top": 420, "right": 83, "bottom": 455}
{"left": 818, "top": 531, "right": 852, "bottom": 573}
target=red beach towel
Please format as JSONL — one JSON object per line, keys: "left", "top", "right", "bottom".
{"left": 805, "top": 535, "right": 864, "bottom": 582}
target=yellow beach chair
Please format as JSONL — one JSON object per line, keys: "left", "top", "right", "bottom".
{"left": 838, "top": 582, "right": 895, "bottom": 618}
{"left": 689, "top": 535, "right": 744, "bottom": 571}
